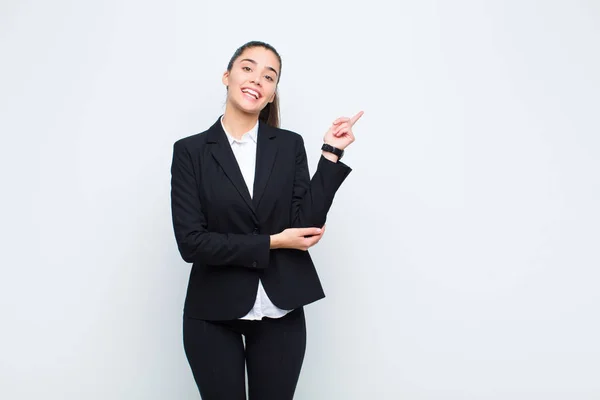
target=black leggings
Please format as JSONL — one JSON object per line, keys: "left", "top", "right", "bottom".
{"left": 183, "top": 307, "right": 307, "bottom": 400}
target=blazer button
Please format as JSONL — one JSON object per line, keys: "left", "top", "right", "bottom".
{"left": 253, "top": 228, "right": 259, "bottom": 235}
{"left": 252, "top": 261, "right": 258, "bottom": 268}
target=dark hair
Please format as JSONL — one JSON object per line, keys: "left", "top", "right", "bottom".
{"left": 226, "top": 41, "right": 282, "bottom": 128}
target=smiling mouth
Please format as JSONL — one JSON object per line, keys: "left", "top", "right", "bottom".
{"left": 241, "top": 88, "right": 260, "bottom": 100}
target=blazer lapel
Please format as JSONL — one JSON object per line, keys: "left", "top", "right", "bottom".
{"left": 206, "top": 119, "right": 258, "bottom": 220}
{"left": 253, "top": 122, "right": 278, "bottom": 209}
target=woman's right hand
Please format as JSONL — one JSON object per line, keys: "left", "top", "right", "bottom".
{"left": 270, "top": 226, "right": 326, "bottom": 251}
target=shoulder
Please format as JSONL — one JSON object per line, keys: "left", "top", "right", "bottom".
{"left": 173, "top": 130, "right": 209, "bottom": 151}
{"left": 173, "top": 118, "right": 221, "bottom": 153}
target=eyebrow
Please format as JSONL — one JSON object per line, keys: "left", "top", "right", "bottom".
{"left": 239, "top": 58, "right": 279, "bottom": 76}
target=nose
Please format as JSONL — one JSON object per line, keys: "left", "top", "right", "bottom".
{"left": 251, "top": 73, "right": 262, "bottom": 86}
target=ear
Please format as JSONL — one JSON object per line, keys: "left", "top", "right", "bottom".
{"left": 222, "top": 70, "right": 229, "bottom": 87}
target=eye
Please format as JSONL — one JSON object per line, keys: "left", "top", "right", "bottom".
{"left": 265, "top": 75, "right": 274, "bottom": 82}
{"left": 242, "top": 66, "right": 252, "bottom": 72}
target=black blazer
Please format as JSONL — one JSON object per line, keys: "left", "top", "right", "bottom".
{"left": 170, "top": 117, "right": 351, "bottom": 320}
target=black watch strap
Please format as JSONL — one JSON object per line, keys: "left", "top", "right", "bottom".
{"left": 321, "top": 143, "right": 344, "bottom": 160}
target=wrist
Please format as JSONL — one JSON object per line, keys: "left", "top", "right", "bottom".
{"left": 321, "top": 143, "right": 344, "bottom": 161}
{"left": 321, "top": 150, "right": 339, "bottom": 163}
{"left": 270, "top": 233, "right": 283, "bottom": 249}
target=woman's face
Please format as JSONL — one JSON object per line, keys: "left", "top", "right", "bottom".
{"left": 222, "top": 46, "right": 280, "bottom": 115}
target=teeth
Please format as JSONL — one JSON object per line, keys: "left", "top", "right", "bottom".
{"left": 242, "top": 89, "right": 259, "bottom": 99}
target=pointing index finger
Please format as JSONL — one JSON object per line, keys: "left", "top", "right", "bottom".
{"left": 349, "top": 111, "right": 364, "bottom": 126}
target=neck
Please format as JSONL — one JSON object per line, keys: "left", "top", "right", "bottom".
{"left": 222, "top": 104, "right": 259, "bottom": 140}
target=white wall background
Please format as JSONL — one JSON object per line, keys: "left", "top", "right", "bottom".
{"left": 1, "top": 0, "right": 599, "bottom": 399}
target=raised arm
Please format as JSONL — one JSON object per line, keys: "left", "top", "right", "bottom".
{"left": 290, "top": 111, "right": 363, "bottom": 227}
{"left": 290, "top": 137, "right": 352, "bottom": 228}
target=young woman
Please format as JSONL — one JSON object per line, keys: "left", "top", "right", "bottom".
{"left": 170, "top": 40, "right": 363, "bottom": 400}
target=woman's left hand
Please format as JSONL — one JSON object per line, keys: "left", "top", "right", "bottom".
{"left": 323, "top": 111, "right": 364, "bottom": 150}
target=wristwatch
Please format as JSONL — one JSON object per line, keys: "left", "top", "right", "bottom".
{"left": 321, "top": 143, "right": 344, "bottom": 160}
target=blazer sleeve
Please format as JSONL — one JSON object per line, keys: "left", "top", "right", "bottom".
{"left": 170, "top": 140, "right": 270, "bottom": 268}
{"left": 290, "top": 135, "right": 352, "bottom": 228}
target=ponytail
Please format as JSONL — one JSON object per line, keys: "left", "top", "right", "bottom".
{"left": 259, "top": 92, "right": 280, "bottom": 128}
